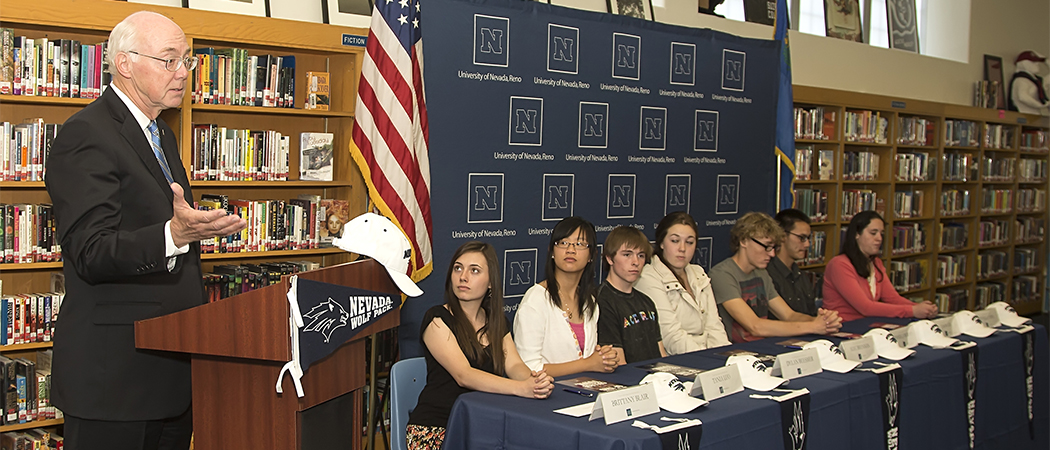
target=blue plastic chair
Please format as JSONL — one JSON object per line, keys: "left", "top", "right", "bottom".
{"left": 390, "top": 357, "right": 427, "bottom": 450}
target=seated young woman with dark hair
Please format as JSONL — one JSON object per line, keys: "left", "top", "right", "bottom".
{"left": 822, "top": 211, "right": 939, "bottom": 322}
{"left": 406, "top": 241, "right": 554, "bottom": 450}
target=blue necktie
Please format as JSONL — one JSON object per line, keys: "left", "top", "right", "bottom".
{"left": 148, "top": 120, "right": 175, "bottom": 184}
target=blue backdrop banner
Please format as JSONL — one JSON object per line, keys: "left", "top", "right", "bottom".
{"left": 402, "top": 0, "right": 780, "bottom": 356}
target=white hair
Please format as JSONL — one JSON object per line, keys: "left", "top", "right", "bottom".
{"left": 106, "top": 11, "right": 175, "bottom": 76}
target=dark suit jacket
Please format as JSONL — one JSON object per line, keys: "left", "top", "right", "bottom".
{"left": 45, "top": 88, "right": 204, "bottom": 421}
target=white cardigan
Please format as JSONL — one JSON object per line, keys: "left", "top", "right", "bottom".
{"left": 634, "top": 258, "right": 730, "bottom": 355}
{"left": 513, "top": 284, "right": 598, "bottom": 372}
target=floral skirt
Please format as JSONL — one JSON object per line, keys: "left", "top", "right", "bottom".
{"left": 406, "top": 424, "right": 446, "bottom": 450}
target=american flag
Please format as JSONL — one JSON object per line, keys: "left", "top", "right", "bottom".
{"left": 350, "top": 0, "right": 433, "bottom": 282}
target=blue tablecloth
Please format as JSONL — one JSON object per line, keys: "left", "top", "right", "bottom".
{"left": 443, "top": 321, "right": 1048, "bottom": 450}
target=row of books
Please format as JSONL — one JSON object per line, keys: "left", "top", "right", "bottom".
{"left": 2, "top": 119, "right": 60, "bottom": 182}
{"left": 0, "top": 204, "right": 61, "bottom": 265}
{"left": 889, "top": 222, "right": 925, "bottom": 255}
{"left": 1020, "top": 129, "right": 1049, "bottom": 151}
{"left": 980, "top": 188, "right": 1012, "bottom": 214}
{"left": 897, "top": 116, "right": 935, "bottom": 146}
{"left": 191, "top": 125, "right": 291, "bottom": 181}
{"left": 0, "top": 29, "right": 109, "bottom": 99}
{"left": 942, "top": 152, "right": 978, "bottom": 182}
{"left": 945, "top": 120, "right": 981, "bottom": 147}
{"left": 843, "top": 151, "right": 880, "bottom": 180}
{"left": 0, "top": 351, "right": 58, "bottom": 426}
{"left": 888, "top": 259, "right": 925, "bottom": 292}
{"left": 1013, "top": 276, "right": 1040, "bottom": 302}
{"left": 975, "top": 282, "right": 1004, "bottom": 309}
{"left": 195, "top": 194, "right": 348, "bottom": 254}
{"left": 192, "top": 48, "right": 295, "bottom": 108}
{"left": 840, "top": 189, "right": 881, "bottom": 221}
{"left": 940, "top": 189, "right": 972, "bottom": 216}
{"left": 1016, "top": 189, "right": 1046, "bottom": 213}
{"left": 1018, "top": 159, "right": 1048, "bottom": 181}
{"left": 1015, "top": 248, "right": 1038, "bottom": 273}
{"left": 977, "top": 219, "right": 1010, "bottom": 246}
{"left": 793, "top": 146, "right": 834, "bottom": 181}
{"left": 793, "top": 106, "right": 836, "bottom": 140}
{"left": 980, "top": 155, "right": 1015, "bottom": 182}
{"left": 894, "top": 152, "right": 933, "bottom": 181}
{"left": 934, "top": 288, "right": 968, "bottom": 313}
{"left": 0, "top": 292, "right": 62, "bottom": 346}
{"left": 794, "top": 188, "right": 829, "bottom": 223}
{"left": 939, "top": 222, "right": 968, "bottom": 250}
{"left": 893, "top": 190, "right": 925, "bottom": 219}
{"left": 936, "top": 254, "right": 967, "bottom": 285}
{"left": 1016, "top": 217, "right": 1045, "bottom": 243}
{"left": 1, "top": 429, "right": 61, "bottom": 449}
{"left": 843, "top": 110, "right": 889, "bottom": 144}
{"left": 973, "top": 80, "right": 1003, "bottom": 110}
{"left": 976, "top": 250, "right": 1008, "bottom": 279}
{"left": 203, "top": 261, "right": 319, "bottom": 303}
{"left": 799, "top": 231, "right": 826, "bottom": 266}
{"left": 983, "top": 124, "right": 1016, "bottom": 150}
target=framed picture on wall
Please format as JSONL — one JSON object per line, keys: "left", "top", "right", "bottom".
{"left": 322, "top": 0, "right": 373, "bottom": 27}
{"left": 270, "top": 0, "right": 324, "bottom": 22}
{"left": 186, "top": 0, "right": 267, "bottom": 17}
{"left": 743, "top": 0, "right": 777, "bottom": 26}
{"left": 823, "top": 0, "right": 863, "bottom": 43}
{"left": 608, "top": 0, "right": 654, "bottom": 20}
{"left": 984, "top": 55, "right": 1006, "bottom": 110}
{"left": 886, "top": 0, "right": 919, "bottom": 53}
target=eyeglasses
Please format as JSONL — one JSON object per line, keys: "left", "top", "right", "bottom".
{"left": 128, "top": 51, "right": 199, "bottom": 72}
{"left": 553, "top": 240, "right": 590, "bottom": 250}
{"left": 749, "top": 237, "right": 780, "bottom": 253}
{"left": 789, "top": 232, "right": 811, "bottom": 242}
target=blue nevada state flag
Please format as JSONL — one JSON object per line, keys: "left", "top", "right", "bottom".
{"left": 277, "top": 276, "right": 397, "bottom": 397}
{"left": 774, "top": 0, "right": 795, "bottom": 210}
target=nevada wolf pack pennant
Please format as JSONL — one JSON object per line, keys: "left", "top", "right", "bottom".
{"left": 877, "top": 367, "right": 904, "bottom": 450}
{"left": 658, "top": 423, "right": 702, "bottom": 450}
{"left": 959, "top": 345, "right": 979, "bottom": 449}
{"left": 279, "top": 277, "right": 397, "bottom": 397}
{"left": 780, "top": 393, "right": 811, "bottom": 450}
{"left": 296, "top": 278, "right": 397, "bottom": 371}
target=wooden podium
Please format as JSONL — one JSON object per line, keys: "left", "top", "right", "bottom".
{"left": 135, "top": 259, "right": 400, "bottom": 450}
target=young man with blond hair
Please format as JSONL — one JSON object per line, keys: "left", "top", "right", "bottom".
{"left": 709, "top": 212, "right": 841, "bottom": 343}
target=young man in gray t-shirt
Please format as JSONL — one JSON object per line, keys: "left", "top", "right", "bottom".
{"left": 709, "top": 212, "right": 842, "bottom": 343}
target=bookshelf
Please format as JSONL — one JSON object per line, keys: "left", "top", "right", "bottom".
{"left": 793, "top": 86, "right": 1050, "bottom": 316}
{"left": 0, "top": 0, "right": 369, "bottom": 438}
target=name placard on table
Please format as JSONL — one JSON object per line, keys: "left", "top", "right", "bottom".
{"left": 693, "top": 364, "right": 744, "bottom": 401}
{"left": 590, "top": 383, "right": 660, "bottom": 425}
{"left": 772, "top": 347, "right": 823, "bottom": 380}
{"left": 840, "top": 335, "right": 878, "bottom": 362}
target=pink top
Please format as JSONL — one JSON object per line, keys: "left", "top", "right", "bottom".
{"left": 569, "top": 321, "right": 586, "bottom": 351}
{"left": 822, "top": 254, "right": 914, "bottom": 322}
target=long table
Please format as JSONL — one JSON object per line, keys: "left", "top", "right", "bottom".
{"left": 443, "top": 318, "right": 1048, "bottom": 450}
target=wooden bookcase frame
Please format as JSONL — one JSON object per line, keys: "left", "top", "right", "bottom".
{"left": 0, "top": 0, "right": 369, "bottom": 435}
{"left": 793, "top": 86, "right": 1050, "bottom": 316}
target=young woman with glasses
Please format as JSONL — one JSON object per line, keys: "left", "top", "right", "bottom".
{"left": 513, "top": 216, "right": 619, "bottom": 377}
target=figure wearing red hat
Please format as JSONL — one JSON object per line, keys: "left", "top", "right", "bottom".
{"left": 1009, "top": 50, "right": 1050, "bottom": 115}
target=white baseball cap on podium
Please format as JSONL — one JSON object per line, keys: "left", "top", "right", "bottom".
{"left": 333, "top": 213, "right": 423, "bottom": 297}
